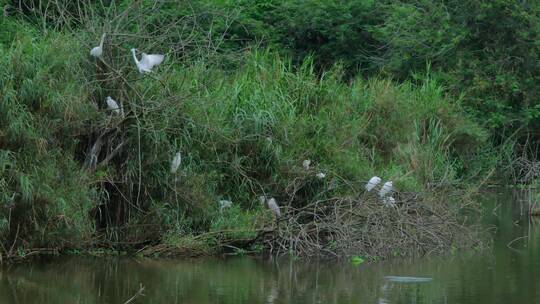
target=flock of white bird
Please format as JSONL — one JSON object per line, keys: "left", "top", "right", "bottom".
{"left": 365, "top": 176, "right": 395, "bottom": 207}
{"left": 209, "top": 160, "right": 395, "bottom": 220}
{"left": 90, "top": 33, "right": 164, "bottom": 116}
{"left": 90, "top": 34, "right": 396, "bottom": 219}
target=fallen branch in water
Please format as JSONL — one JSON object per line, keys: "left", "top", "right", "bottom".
{"left": 123, "top": 283, "right": 145, "bottom": 304}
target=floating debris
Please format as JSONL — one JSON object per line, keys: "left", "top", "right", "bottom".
{"left": 384, "top": 276, "right": 433, "bottom": 283}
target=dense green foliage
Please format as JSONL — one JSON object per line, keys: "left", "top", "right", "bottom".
{"left": 0, "top": 0, "right": 536, "bottom": 257}
{"left": 190, "top": 0, "right": 540, "bottom": 136}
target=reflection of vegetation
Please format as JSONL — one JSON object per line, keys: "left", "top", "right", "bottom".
{"left": 0, "top": 257, "right": 448, "bottom": 304}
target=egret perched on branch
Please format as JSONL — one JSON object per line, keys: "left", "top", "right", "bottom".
{"left": 383, "top": 196, "right": 396, "bottom": 207}
{"left": 302, "top": 159, "right": 311, "bottom": 170}
{"left": 131, "top": 48, "right": 164, "bottom": 73}
{"left": 90, "top": 33, "right": 106, "bottom": 57}
{"left": 316, "top": 172, "right": 326, "bottom": 179}
{"left": 219, "top": 200, "right": 233, "bottom": 212}
{"left": 170, "top": 152, "right": 182, "bottom": 174}
{"left": 106, "top": 96, "right": 123, "bottom": 115}
{"left": 267, "top": 197, "right": 281, "bottom": 218}
{"left": 379, "top": 181, "right": 393, "bottom": 198}
{"left": 365, "top": 176, "right": 381, "bottom": 192}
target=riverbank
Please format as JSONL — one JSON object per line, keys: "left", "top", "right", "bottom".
{"left": 0, "top": 1, "right": 529, "bottom": 262}
{"left": 0, "top": 190, "right": 535, "bottom": 303}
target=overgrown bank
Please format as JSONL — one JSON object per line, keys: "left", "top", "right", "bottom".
{"left": 0, "top": 0, "right": 524, "bottom": 260}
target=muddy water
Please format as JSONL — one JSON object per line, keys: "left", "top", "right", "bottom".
{"left": 1, "top": 191, "right": 538, "bottom": 304}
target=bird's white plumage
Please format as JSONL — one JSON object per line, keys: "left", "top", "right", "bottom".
{"left": 90, "top": 33, "right": 106, "bottom": 57}
{"left": 106, "top": 96, "right": 122, "bottom": 114}
{"left": 259, "top": 195, "right": 266, "bottom": 205}
{"left": 302, "top": 159, "right": 311, "bottom": 170}
{"left": 267, "top": 197, "right": 281, "bottom": 218}
{"left": 90, "top": 46, "right": 102, "bottom": 57}
{"left": 383, "top": 196, "right": 396, "bottom": 207}
{"left": 219, "top": 200, "right": 233, "bottom": 210}
{"left": 316, "top": 172, "right": 326, "bottom": 179}
{"left": 365, "top": 176, "right": 382, "bottom": 191}
{"left": 131, "top": 48, "right": 164, "bottom": 73}
{"left": 379, "top": 181, "right": 393, "bottom": 198}
{"left": 170, "top": 152, "right": 182, "bottom": 173}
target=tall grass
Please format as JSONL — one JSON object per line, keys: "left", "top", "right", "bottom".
{"left": 0, "top": 10, "right": 488, "bottom": 257}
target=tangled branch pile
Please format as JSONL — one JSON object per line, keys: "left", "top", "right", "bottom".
{"left": 266, "top": 192, "right": 482, "bottom": 258}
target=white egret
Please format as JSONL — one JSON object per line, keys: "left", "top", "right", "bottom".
{"left": 90, "top": 33, "right": 106, "bottom": 57}
{"left": 379, "top": 181, "right": 393, "bottom": 198}
{"left": 382, "top": 196, "right": 396, "bottom": 207}
{"left": 365, "top": 176, "right": 382, "bottom": 191}
{"left": 267, "top": 197, "right": 281, "bottom": 218}
{"left": 105, "top": 96, "right": 123, "bottom": 115}
{"left": 131, "top": 48, "right": 164, "bottom": 73}
{"left": 302, "top": 159, "right": 311, "bottom": 170}
{"left": 316, "top": 172, "right": 326, "bottom": 179}
{"left": 219, "top": 200, "right": 233, "bottom": 211}
{"left": 259, "top": 195, "right": 266, "bottom": 205}
{"left": 170, "top": 152, "right": 182, "bottom": 174}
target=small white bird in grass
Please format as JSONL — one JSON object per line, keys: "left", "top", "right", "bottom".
{"left": 365, "top": 176, "right": 382, "bottom": 192}
{"left": 267, "top": 197, "right": 281, "bottom": 218}
{"left": 219, "top": 200, "right": 233, "bottom": 211}
{"left": 131, "top": 48, "right": 164, "bottom": 73}
{"left": 302, "top": 159, "right": 311, "bottom": 170}
{"left": 259, "top": 195, "right": 266, "bottom": 205}
{"left": 106, "top": 96, "right": 123, "bottom": 115}
{"left": 90, "top": 33, "right": 106, "bottom": 57}
{"left": 316, "top": 172, "right": 326, "bottom": 179}
{"left": 382, "top": 196, "right": 396, "bottom": 207}
{"left": 170, "top": 152, "right": 182, "bottom": 174}
{"left": 379, "top": 181, "right": 393, "bottom": 198}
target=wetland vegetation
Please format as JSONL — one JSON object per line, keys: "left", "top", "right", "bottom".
{"left": 0, "top": 0, "right": 539, "bottom": 261}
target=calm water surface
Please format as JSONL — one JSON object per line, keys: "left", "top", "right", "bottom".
{"left": 2, "top": 191, "right": 539, "bottom": 304}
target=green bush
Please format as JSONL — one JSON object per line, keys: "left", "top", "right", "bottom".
{"left": 0, "top": 2, "right": 503, "bottom": 255}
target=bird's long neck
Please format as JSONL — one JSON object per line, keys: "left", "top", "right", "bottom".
{"left": 131, "top": 49, "right": 139, "bottom": 64}
{"left": 99, "top": 33, "right": 106, "bottom": 48}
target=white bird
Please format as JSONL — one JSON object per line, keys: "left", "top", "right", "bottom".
{"left": 382, "top": 196, "right": 396, "bottom": 207}
{"left": 131, "top": 48, "right": 164, "bottom": 73}
{"left": 259, "top": 195, "right": 266, "bottom": 205}
{"left": 365, "top": 176, "right": 382, "bottom": 191}
{"left": 219, "top": 200, "right": 233, "bottom": 211}
{"left": 90, "top": 33, "right": 106, "bottom": 57}
{"left": 302, "top": 159, "right": 311, "bottom": 170}
{"left": 379, "top": 181, "right": 393, "bottom": 198}
{"left": 170, "top": 152, "right": 182, "bottom": 173}
{"left": 105, "top": 96, "right": 123, "bottom": 115}
{"left": 267, "top": 197, "right": 281, "bottom": 218}
{"left": 316, "top": 172, "right": 326, "bottom": 179}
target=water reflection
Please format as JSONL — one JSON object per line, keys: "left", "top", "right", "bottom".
{"left": 1, "top": 190, "right": 539, "bottom": 304}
